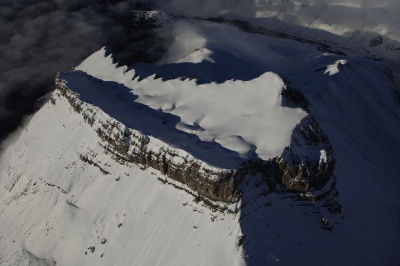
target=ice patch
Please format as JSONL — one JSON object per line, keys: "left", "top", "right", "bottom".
{"left": 324, "top": 59, "right": 348, "bottom": 76}
{"left": 320, "top": 150, "right": 328, "bottom": 163}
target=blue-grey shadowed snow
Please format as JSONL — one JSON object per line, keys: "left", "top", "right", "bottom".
{"left": 133, "top": 49, "right": 267, "bottom": 84}
{"left": 239, "top": 55, "right": 400, "bottom": 266}
{"left": 66, "top": 17, "right": 400, "bottom": 264}
{"left": 131, "top": 19, "right": 350, "bottom": 85}
{"left": 3, "top": 0, "right": 400, "bottom": 145}
{"left": 59, "top": 71, "right": 249, "bottom": 169}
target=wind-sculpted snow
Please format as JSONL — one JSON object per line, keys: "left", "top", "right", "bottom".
{"left": 76, "top": 48, "right": 306, "bottom": 161}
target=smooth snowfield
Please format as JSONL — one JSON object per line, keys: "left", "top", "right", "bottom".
{"left": 0, "top": 93, "right": 243, "bottom": 266}
{"left": 76, "top": 47, "right": 306, "bottom": 161}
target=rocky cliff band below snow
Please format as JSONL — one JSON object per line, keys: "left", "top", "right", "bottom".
{"left": 54, "top": 69, "right": 335, "bottom": 204}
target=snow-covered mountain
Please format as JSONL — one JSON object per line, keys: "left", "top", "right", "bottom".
{"left": 155, "top": 0, "right": 400, "bottom": 64}
{"left": 1, "top": 5, "right": 400, "bottom": 266}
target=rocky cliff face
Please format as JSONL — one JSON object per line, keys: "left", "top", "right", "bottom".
{"left": 238, "top": 116, "right": 335, "bottom": 194}
{"left": 55, "top": 77, "right": 240, "bottom": 203}
{"left": 54, "top": 74, "right": 335, "bottom": 204}
{"left": 269, "top": 116, "right": 335, "bottom": 192}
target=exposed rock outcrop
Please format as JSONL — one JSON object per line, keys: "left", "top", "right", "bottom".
{"left": 274, "top": 116, "right": 335, "bottom": 192}
{"left": 54, "top": 74, "right": 335, "bottom": 203}
{"left": 55, "top": 78, "right": 240, "bottom": 203}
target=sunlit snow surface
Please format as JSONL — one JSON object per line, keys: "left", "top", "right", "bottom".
{"left": 76, "top": 47, "right": 306, "bottom": 161}
{"left": 1, "top": 17, "right": 400, "bottom": 266}
{"left": 0, "top": 94, "right": 243, "bottom": 265}
{"left": 76, "top": 20, "right": 310, "bottom": 161}
{"left": 324, "top": 60, "right": 348, "bottom": 76}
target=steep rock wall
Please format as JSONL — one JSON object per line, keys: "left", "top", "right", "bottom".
{"left": 54, "top": 74, "right": 335, "bottom": 204}
{"left": 55, "top": 77, "right": 240, "bottom": 203}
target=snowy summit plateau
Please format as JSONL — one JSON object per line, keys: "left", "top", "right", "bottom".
{"left": 1, "top": 1, "right": 400, "bottom": 265}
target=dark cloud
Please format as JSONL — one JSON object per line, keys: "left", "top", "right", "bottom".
{"left": 0, "top": 0, "right": 165, "bottom": 142}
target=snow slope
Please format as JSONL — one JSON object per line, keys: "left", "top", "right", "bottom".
{"left": 1, "top": 13, "right": 400, "bottom": 266}
{"left": 0, "top": 91, "right": 243, "bottom": 266}
{"left": 154, "top": 0, "right": 400, "bottom": 63}
{"left": 239, "top": 56, "right": 400, "bottom": 265}
{"left": 77, "top": 18, "right": 400, "bottom": 265}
